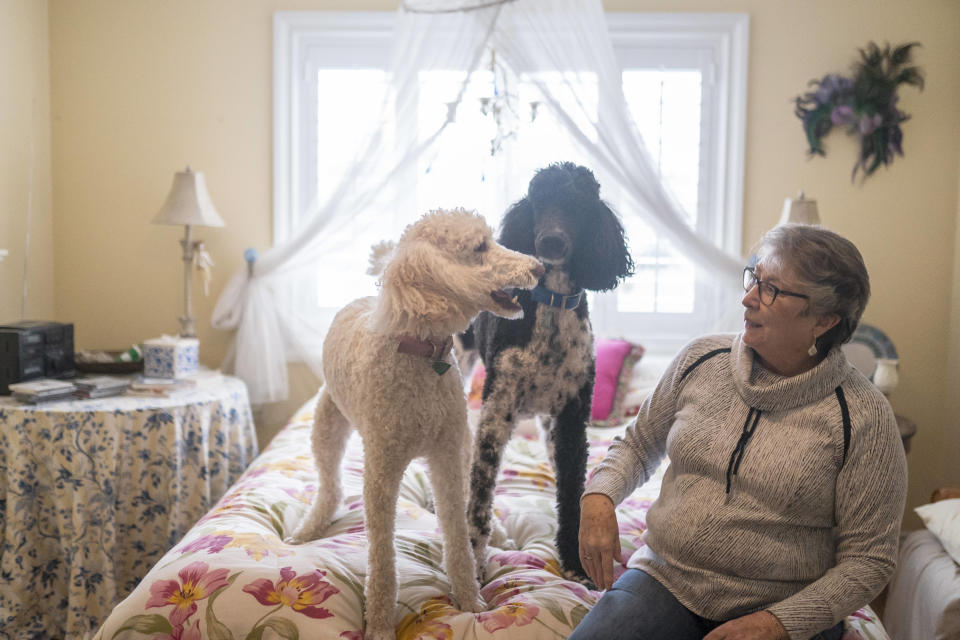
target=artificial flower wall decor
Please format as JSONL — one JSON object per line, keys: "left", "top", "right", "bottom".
{"left": 794, "top": 41, "right": 924, "bottom": 181}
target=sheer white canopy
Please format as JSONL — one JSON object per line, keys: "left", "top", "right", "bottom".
{"left": 212, "top": 0, "right": 742, "bottom": 404}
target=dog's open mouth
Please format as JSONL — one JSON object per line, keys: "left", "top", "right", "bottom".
{"left": 490, "top": 290, "right": 521, "bottom": 312}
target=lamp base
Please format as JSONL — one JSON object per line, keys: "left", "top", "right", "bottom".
{"left": 178, "top": 315, "right": 196, "bottom": 338}
{"left": 179, "top": 225, "right": 197, "bottom": 338}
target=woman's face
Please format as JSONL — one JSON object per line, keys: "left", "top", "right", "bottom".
{"left": 741, "top": 261, "right": 829, "bottom": 372}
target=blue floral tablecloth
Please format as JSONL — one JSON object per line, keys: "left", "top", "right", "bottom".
{"left": 0, "top": 375, "right": 258, "bottom": 639}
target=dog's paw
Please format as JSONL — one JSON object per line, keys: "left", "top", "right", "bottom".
{"left": 562, "top": 568, "right": 596, "bottom": 590}
{"left": 284, "top": 527, "right": 320, "bottom": 545}
{"left": 458, "top": 594, "right": 486, "bottom": 614}
{"left": 450, "top": 578, "right": 484, "bottom": 613}
{"left": 286, "top": 514, "right": 333, "bottom": 543}
{"left": 364, "top": 626, "right": 395, "bottom": 640}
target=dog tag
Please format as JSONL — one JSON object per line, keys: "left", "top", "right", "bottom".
{"left": 432, "top": 360, "right": 451, "bottom": 375}
{"left": 541, "top": 312, "right": 555, "bottom": 331}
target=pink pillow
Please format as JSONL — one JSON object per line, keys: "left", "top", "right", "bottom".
{"left": 467, "top": 364, "right": 485, "bottom": 410}
{"left": 466, "top": 338, "right": 645, "bottom": 424}
{"left": 591, "top": 338, "right": 645, "bottom": 422}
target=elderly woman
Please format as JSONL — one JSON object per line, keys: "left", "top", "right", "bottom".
{"left": 571, "top": 224, "right": 906, "bottom": 640}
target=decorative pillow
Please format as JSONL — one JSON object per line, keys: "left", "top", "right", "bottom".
{"left": 467, "top": 362, "right": 485, "bottom": 410}
{"left": 617, "top": 352, "right": 672, "bottom": 422}
{"left": 915, "top": 498, "right": 960, "bottom": 566}
{"left": 591, "top": 338, "right": 645, "bottom": 425}
{"left": 465, "top": 338, "right": 645, "bottom": 425}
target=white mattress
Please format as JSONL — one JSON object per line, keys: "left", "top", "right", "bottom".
{"left": 884, "top": 529, "right": 960, "bottom": 640}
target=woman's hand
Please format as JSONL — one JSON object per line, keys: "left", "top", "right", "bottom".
{"left": 703, "top": 611, "right": 789, "bottom": 640}
{"left": 578, "top": 493, "right": 621, "bottom": 590}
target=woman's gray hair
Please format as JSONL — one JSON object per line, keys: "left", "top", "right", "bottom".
{"left": 753, "top": 223, "right": 870, "bottom": 355}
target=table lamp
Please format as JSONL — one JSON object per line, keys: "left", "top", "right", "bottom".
{"left": 779, "top": 190, "right": 820, "bottom": 225}
{"left": 152, "top": 166, "right": 225, "bottom": 337}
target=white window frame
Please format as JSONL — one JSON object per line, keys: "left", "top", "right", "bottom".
{"left": 273, "top": 11, "right": 748, "bottom": 354}
{"left": 273, "top": 11, "right": 394, "bottom": 242}
{"left": 592, "top": 12, "right": 748, "bottom": 353}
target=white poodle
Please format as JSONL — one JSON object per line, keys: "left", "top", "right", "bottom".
{"left": 288, "top": 208, "right": 544, "bottom": 640}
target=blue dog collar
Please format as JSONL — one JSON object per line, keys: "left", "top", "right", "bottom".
{"left": 531, "top": 285, "right": 584, "bottom": 310}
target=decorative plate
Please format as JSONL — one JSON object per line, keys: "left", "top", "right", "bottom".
{"left": 841, "top": 323, "right": 897, "bottom": 380}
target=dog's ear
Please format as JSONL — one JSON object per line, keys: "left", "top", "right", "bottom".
{"left": 569, "top": 201, "right": 635, "bottom": 291}
{"left": 367, "top": 240, "right": 396, "bottom": 277}
{"left": 380, "top": 241, "right": 429, "bottom": 306}
{"left": 372, "top": 241, "right": 454, "bottom": 334}
{"left": 498, "top": 198, "right": 536, "bottom": 255}
{"left": 372, "top": 243, "right": 423, "bottom": 334}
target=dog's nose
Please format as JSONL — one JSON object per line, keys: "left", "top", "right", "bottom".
{"left": 531, "top": 262, "right": 546, "bottom": 278}
{"left": 536, "top": 234, "right": 569, "bottom": 261}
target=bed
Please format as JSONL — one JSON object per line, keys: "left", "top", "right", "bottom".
{"left": 883, "top": 490, "right": 960, "bottom": 640}
{"left": 93, "top": 354, "right": 892, "bottom": 640}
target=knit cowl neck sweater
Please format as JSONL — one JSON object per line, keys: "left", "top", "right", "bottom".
{"left": 584, "top": 333, "right": 907, "bottom": 639}
{"left": 730, "top": 333, "right": 851, "bottom": 413}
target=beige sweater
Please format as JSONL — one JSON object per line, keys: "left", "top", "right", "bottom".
{"left": 585, "top": 333, "right": 907, "bottom": 640}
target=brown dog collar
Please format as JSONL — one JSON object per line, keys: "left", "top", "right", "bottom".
{"left": 397, "top": 335, "right": 453, "bottom": 375}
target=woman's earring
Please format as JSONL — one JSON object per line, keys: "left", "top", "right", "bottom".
{"left": 807, "top": 340, "right": 818, "bottom": 357}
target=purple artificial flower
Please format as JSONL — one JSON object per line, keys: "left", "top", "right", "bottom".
{"left": 859, "top": 113, "right": 883, "bottom": 135}
{"left": 814, "top": 74, "right": 853, "bottom": 104}
{"left": 888, "top": 126, "right": 904, "bottom": 155}
{"left": 830, "top": 105, "right": 855, "bottom": 126}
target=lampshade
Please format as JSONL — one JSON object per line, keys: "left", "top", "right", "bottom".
{"left": 152, "top": 166, "right": 225, "bottom": 227}
{"left": 779, "top": 190, "right": 820, "bottom": 226}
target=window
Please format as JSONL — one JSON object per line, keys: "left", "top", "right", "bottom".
{"left": 274, "top": 11, "right": 747, "bottom": 353}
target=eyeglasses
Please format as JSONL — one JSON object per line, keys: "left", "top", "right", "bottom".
{"left": 743, "top": 266, "right": 809, "bottom": 306}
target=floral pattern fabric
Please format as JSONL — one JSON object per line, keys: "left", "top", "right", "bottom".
{"left": 93, "top": 400, "right": 891, "bottom": 640}
{"left": 0, "top": 376, "right": 258, "bottom": 639}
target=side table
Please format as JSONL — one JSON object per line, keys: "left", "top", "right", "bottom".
{"left": 0, "top": 374, "right": 258, "bottom": 639}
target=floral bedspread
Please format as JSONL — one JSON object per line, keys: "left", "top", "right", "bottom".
{"left": 94, "top": 400, "right": 890, "bottom": 640}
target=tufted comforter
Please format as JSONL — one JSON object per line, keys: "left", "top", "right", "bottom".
{"left": 93, "top": 396, "right": 891, "bottom": 640}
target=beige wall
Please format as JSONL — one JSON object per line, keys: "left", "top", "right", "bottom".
{"left": 45, "top": 1, "right": 960, "bottom": 524}
{"left": 1, "top": 0, "right": 54, "bottom": 323}
{"left": 947, "top": 147, "right": 960, "bottom": 501}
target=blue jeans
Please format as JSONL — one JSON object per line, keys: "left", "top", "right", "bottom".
{"left": 568, "top": 569, "right": 844, "bottom": 640}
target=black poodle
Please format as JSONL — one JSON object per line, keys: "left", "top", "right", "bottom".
{"left": 466, "top": 161, "right": 634, "bottom": 581}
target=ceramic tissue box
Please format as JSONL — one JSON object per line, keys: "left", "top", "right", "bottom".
{"left": 143, "top": 336, "right": 199, "bottom": 378}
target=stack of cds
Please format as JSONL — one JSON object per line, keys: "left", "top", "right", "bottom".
{"left": 8, "top": 379, "right": 77, "bottom": 403}
{"left": 127, "top": 376, "right": 197, "bottom": 397}
{"left": 74, "top": 376, "right": 130, "bottom": 399}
